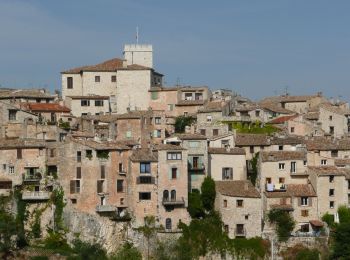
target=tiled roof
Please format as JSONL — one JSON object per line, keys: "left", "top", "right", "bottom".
{"left": 61, "top": 58, "right": 153, "bottom": 74}
{"left": 21, "top": 103, "right": 70, "bottom": 113}
{"left": 198, "top": 101, "right": 226, "bottom": 113}
{"left": 261, "top": 151, "right": 306, "bottom": 162}
{"left": 71, "top": 131, "right": 95, "bottom": 138}
{"left": 307, "top": 166, "right": 348, "bottom": 176}
{"left": 66, "top": 95, "right": 109, "bottom": 100}
{"left": 215, "top": 180, "right": 260, "bottom": 198}
{"left": 235, "top": 134, "right": 270, "bottom": 146}
{"left": 176, "top": 100, "right": 205, "bottom": 106}
{"left": 0, "top": 138, "right": 46, "bottom": 149}
{"left": 153, "top": 144, "right": 186, "bottom": 151}
{"left": 209, "top": 133, "right": 234, "bottom": 141}
{"left": 269, "top": 115, "right": 298, "bottom": 124}
{"left": 0, "top": 88, "right": 55, "bottom": 99}
{"left": 173, "top": 133, "right": 207, "bottom": 140}
{"left": 270, "top": 204, "right": 294, "bottom": 210}
{"left": 261, "top": 94, "right": 320, "bottom": 104}
{"left": 335, "top": 159, "right": 350, "bottom": 167}
{"left": 304, "top": 112, "right": 320, "bottom": 120}
{"left": 259, "top": 103, "right": 294, "bottom": 114}
{"left": 271, "top": 135, "right": 306, "bottom": 145}
{"left": 320, "top": 103, "right": 350, "bottom": 116}
{"left": 306, "top": 137, "right": 350, "bottom": 151}
{"left": 265, "top": 184, "right": 316, "bottom": 198}
{"left": 235, "top": 103, "right": 258, "bottom": 112}
{"left": 71, "top": 138, "right": 129, "bottom": 150}
{"left": 208, "top": 147, "right": 246, "bottom": 155}
{"left": 130, "top": 149, "right": 158, "bottom": 162}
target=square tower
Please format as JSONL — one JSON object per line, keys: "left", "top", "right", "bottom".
{"left": 123, "top": 44, "right": 153, "bottom": 68}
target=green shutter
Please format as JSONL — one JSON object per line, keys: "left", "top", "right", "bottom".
{"left": 151, "top": 91, "right": 159, "bottom": 100}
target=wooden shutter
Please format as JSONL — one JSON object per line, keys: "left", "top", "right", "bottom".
{"left": 222, "top": 168, "right": 225, "bottom": 180}
{"left": 76, "top": 167, "right": 81, "bottom": 179}
{"left": 70, "top": 180, "right": 75, "bottom": 194}
{"left": 298, "top": 197, "right": 301, "bottom": 206}
{"left": 230, "top": 168, "right": 233, "bottom": 179}
{"left": 309, "top": 197, "right": 312, "bottom": 206}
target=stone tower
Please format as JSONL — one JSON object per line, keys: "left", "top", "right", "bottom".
{"left": 123, "top": 44, "right": 153, "bottom": 68}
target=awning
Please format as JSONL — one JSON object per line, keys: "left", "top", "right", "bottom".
{"left": 310, "top": 220, "right": 324, "bottom": 227}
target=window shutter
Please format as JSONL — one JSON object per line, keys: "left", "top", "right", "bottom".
{"left": 176, "top": 168, "right": 180, "bottom": 178}
{"left": 309, "top": 198, "right": 312, "bottom": 206}
{"left": 222, "top": 168, "right": 225, "bottom": 180}
{"left": 153, "top": 130, "right": 158, "bottom": 138}
{"left": 70, "top": 180, "right": 75, "bottom": 194}
{"left": 230, "top": 168, "right": 233, "bottom": 179}
{"left": 298, "top": 197, "right": 301, "bottom": 206}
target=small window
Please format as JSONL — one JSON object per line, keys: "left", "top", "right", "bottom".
{"left": 331, "top": 150, "right": 338, "bottom": 158}
{"left": 9, "top": 166, "right": 14, "bottom": 174}
{"left": 279, "top": 163, "right": 285, "bottom": 170}
{"left": 140, "top": 162, "right": 151, "bottom": 173}
{"left": 245, "top": 215, "right": 249, "bottom": 220}
{"left": 17, "top": 149, "right": 22, "bottom": 159}
{"left": 139, "top": 192, "right": 151, "bottom": 200}
{"left": 67, "top": 77, "right": 73, "bottom": 89}
{"left": 155, "top": 117, "right": 161, "bottom": 125}
{"left": 290, "top": 127, "right": 295, "bottom": 133}
{"left": 95, "top": 76, "right": 100, "bottom": 82}
{"left": 223, "top": 199, "right": 227, "bottom": 208}
{"left": 81, "top": 100, "right": 90, "bottom": 106}
{"left": 330, "top": 201, "right": 335, "bottom": 209}
{"left": 301, "top": 197, "right": 309, "bottom": 206}
{"left": 86, "top": 150, "right": 92, "bottom": 159}
{"left": 126, "top": 131, "right": 132, "bottom": 138}
{"left": 200, "top": 129, "right": 206, "bottom": 136}
{"left": 321, "top": 159, "right": 327, "bottom": 165}
{"left": 279, "top": 177, "right": 285, "bottom": 184}
{"left": 329, "top": 189, "right": 335, "bottom": 196}
{"left": 95, "top": 100, "right": 104, "bottom": 106}
{"left": 171, "top": 168, "right": 177, "bottom": 179}
{"left": 71, "top": 198, "right": 77, "bottom": 204}
{"left": 167, "top": 152, "right": 182, "bottom": 160}
{"left": 224, "top": 225, "right": 229, "bottom": 233}
{"left": 111, "top": 75, "right": 116, "bottom": 82}
{"left": 222, "top": 168, "right": 233, "bottom": 180}
{"left": 8, "top": 110, "right": 17, "bottom": 121}
{"left": 329, "top": 115, "right": 333, "bottom": 121}
{"left": 167, "top": 104, "right": 174, "bottom": 111}
{"left": 3, "top": 164, "right": 6, "bottom": 170}
{"left": 101, "top": 165, "right": 106, "bottom": 179}
{"left": 153, "top": 129, "right": 161, "bottom": 138}
{"left": 97, "top": 180, "right": 104, "bottom": 193}
{"left": 301, "top": 210, "right": 309, "bottom": 217}
{"left": 165, "top": 218, "right": 172, "bottom": 230}
{"left": 255, "top": 110, "right": 260, "bottom": 117}
{"left": 236, "top": 199, "right": 243, "bottom": 207}
{"left": 213, "top": 129, "right": 219, "bottom": 136}
{"left": 250, "top": 146, "right": 254, "bottom": 154}
{"left": 329, "top": 176, "right": 334, "bottom": 183}
{"left": 290, "top": 162, "right": 296, "bottom": 173}
{"left": 76, "top": 167, "right": 81, "bottom": 179}
{"left": 303, "top": 160, "right": 307, "bottom": 166}
{"left": 330, "top": 126, "right": 334, "bottom": 134}
{"left": 117, "top": 180, "right": 124, "bottom": 192}
{"left": 279, "top": 145, "right": 283, "bottom": 151}
{"left": 119, "top": 163, "right": 124, "bottom": 173}
{"left": 77, "top": 151, "right": 82, "bottom": 162}
{"left": 184, "top": 112, "right": 188, "bottom": 116}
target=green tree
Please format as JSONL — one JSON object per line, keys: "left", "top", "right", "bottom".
{"left": 70, "top": 239, "right": 107, "bottom": 260}
{"left": 268, "top": 209, "right": 295, "bottom": 242}
{"left": 111, "top": 242, "right": 142, "bottom": 260}
{"left": 0, "top": 196, "right": 17, "bottom": 255}
{"left": 200, "top": 176, "right": 216, "bottom": 212}
{"left": 249, "top": 152, "right": 259, "bottom": 185}
{"left": 174, "top": 116, "right": 196, "bottom": 133}
{"left": 187, "top": 190, "right": 204, "bottom": 219}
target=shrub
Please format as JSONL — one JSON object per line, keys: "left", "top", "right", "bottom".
{"left": 268, "top": 209, "right": 295, "bottom": 242}
{"left": 201, "top": 176, "right": 216, "bottom": 212}
{"left": 174, "top": 116, "right": 196, "bottom": 133}
{"left": 111, "top": 242, "right": 142, "bottom": 260}
{"left": 70, "top": 239, "right": 107, "bottom": 260}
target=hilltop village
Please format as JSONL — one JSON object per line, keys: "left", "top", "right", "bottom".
{"left": 1, "top": 44, "right": 350, "bottom": 259}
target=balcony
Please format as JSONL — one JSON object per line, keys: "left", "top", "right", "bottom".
{"left": 22, "top": 173, "right": 42, "bottom": 184}
{"left": 96, "top": 205, "right": 116, "bottom": 213}
{"left": 0, "top": 189, "right": 11, "bottom": 197}
{"left": 188, "top": 163, "right": 205, "bottom": 172}
{"left": 22, "top": 191, "right": 50, "bottom": 201}
{"left": 136, "top": 176, "right": 155, "bottom": 184}
{"left": 162, "top": 197, "right": 185, "bottom": 206}
{"left": 266, "top": 183, "right": 286, "bottom": 192}
{"left": 119, "top": 170, "right": 127, "bottom": 175}
{"left": 234, "top": 227, "right": 246, "bottom": 237}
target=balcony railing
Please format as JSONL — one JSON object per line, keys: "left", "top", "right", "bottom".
{"left": 234, "top": 227, "right": 246, "bottom": 237}
{"left": 266, "top": 183, "right": 287, "bottom": 192}
{"left": 22, "top": 191, "right": 50, "bottom": 201}
{"left": 96, "top": 205, "right": 116, "bottom": 213}
{"left": 22, "top": 173, "right": 42, "bottom": 183}
{"left": 119, "top": 170, "right": 127, "bottom": 175}
{"left": 188, "top": 163, "right": 205, "bottom": 171}
{"left": 162, "top": 197, "right": 185, "bottom": 206}
{"left": 136, "top": 176, "right": 155, "bottom": 184}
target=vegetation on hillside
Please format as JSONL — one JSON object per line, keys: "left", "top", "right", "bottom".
{"left": 222, "top": 121, "right": 279, "bottom": 134}
{"left": 174, "top": 116, "right": 196, "bottom": 133}
{"left": 267, "top": 209, "right": 295, "bottom": 242}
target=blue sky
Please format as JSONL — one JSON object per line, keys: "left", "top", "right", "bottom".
{"left": 1, "top": 0, "right": 350, "bottom": 101}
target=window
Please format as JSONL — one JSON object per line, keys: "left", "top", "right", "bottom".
{"left": 167, "top": 152, "right": 182, "bottom": 160}
{"left": 200, "top": 129, "right": 206, "bottom": 136}
{"left": 167, "top": 104, "right": 174, "bottom": 111}
{"left": 189, "top": 141, "right": 199, "bottom": 148}
{"left": 223, "top": 199, "right": 227, "bottom": 208}
{"left": 71, "top": 198, "right": 77, "bottom": 204}
{"left": 329, "top": 115, "right": 333, "bottom": 121}
{"left": 300, "top": 224, "right": 310, "bottom": 233}
{"left": 221, "top": 140, "right": 229, "bottom": 148}
{"left": 95, "top": 76, "right": 100, "bottom": 82}
{"left": 155, "top": 117, "right": 161, "bottom": 125}
{"left": 70, "top": 180, "right": 80, "bottom": 194}
{"left": 279, "top": 145, "right": 283, "bottom": 151}
{"left": 301, "top": 197, "right": 309, "bottom": 206}
{"left": 330, "top": 126, "right": 334, "bottom": 134}
{"left": 329, "top": 175, "right": 334, "bottom": 183}
{"left": 8, "top": 110, "right": 17, "bottom": 121}
{"left": 330, "top": 201, "right": 335, "bottom": 209}
{"left": 163, "top": 190, "right": 169, "bottom": 201}
{"left": 329, "top": 189, "right": 335, "bottom": 196}
{"left": 153, "top": 129, "right": 161, "bottom": 138}
{"left": 126, "top": 131, "right": 132, "bottom": 138}
{"left": 50, "top": 149, "right": 55, "bottom": 158}
{"left": 119, "top": 163, "right": 124, "bottom": 173}
{"left": 184, "top": 93, "right": 193, "bottom": 100}
{"left": 17, "top": 149, "right": 22, "bottom": 159}
{"left": 117, "top": 180, "right": 124, "bottom": 192}
{"left": 290, "top": 127, "right": 295, "bottom": 133}
{"left": 236, "top": 199, "right": 243, "bottom": 207}
{"left": 331, "top": 150, "right": 338, "bottom": 158}
{"left": 236, "top": 224, "right": 245, "bottom": 235}
{"left": 321, "top": 160, "right": 327, "bottom": 165}
{"left": 9, "top": 166, "right": 14, "bottom": 174}
{"left": 250, "top": 146, "right": 254, "bottom": 154}
{"left": 151, "top": 91, "right": 159, "bottom": 100}
{"left": 303, "top": 160, "right": 307, "bottom": 166}
{"left": 140, "top": 162, "right": 151, "bottom": 173}
{"left": 195, "top": 93, "right": 203, "bottom": 100}
{"left": 3, "top": 164, "right": 6, "bottom": 170}
{"left": 165, "top": 218, "right": 172, "bottom": 230}
{"left": 77, "top": 151, "right": 81, "bottom": 162}
{"left": 81, "top": 100, "right": 90, "bottom": 106}
{"left": 76, "top": 167, "right": 81, "bottom": 179}
{"left": 171, "top": 190, "right": 176, "bottom": 200}
{"left": 95, "top": 100, "right": 104, "bottom": 106}
{"left": 101, "top": 165, "right": 105, "bottom": 179}
{"left": 97, "top": 180, "right": 104, "bottom": 193}
{"left": 171, "top": 168, "right": 177, "bottom": 179}
{"left": 206, "top": 115, "right": 212, "bottom": 122}
{"left": 255, "top": 110, "right": 260, "bottom": 117}
{"left": 67, "top": 77, "right": 73, "bottom": 89}
{"left": 183, "top": 112, "right": 188, "bottom": 116}
{"left": 139, "top": 192, "right": 151, "bottom": 200}
{"left": 266, "top": 177, "right": 272, "bottom": 184}
{"left": 86, "top": 150, "right": 92, "bottom": 159}
{"left": 138, "top": 176, "right": 153, "bottom": 184}
{"left": 213, "top": 129, "right": 219, "bottom": 136}
{"left": 222, "top": 168, "right": 233, "bottom": 180}
{"left": 301, "top": 210, "right": 309, "bottom": 217}
{"left": 290, "top": 162, "right": 296, "bottom": 173}
{"left": 111, "top": 75, "right": 116, "bottom": 82}
{"left": 279, "top": 163, "right": 285, "bottom": 170}
{"left": 224, "top": 225, "right": 229, "bottom": 233}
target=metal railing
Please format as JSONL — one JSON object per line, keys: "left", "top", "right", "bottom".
{"left": 22, "top": 191, "right": 50, "bottom": 200}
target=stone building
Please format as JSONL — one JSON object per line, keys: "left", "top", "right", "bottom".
{"left": 0, "top": 88, "right": 56, "bottom": 103}
{"left": 215, "top": 180, "right": 262, "bottom": 238}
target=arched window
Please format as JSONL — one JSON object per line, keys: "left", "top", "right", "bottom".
{"left": 165, "top": 218, "right": 172, "bottom": 230}
{"left": 171, "top": 190, "right": 176, "bottom": 201}
{"left": 163, "top": 190, "right": 169, "bottom": 201}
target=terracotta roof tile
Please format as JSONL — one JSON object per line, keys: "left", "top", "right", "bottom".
{"left": 269, "top": 115, "right": 298, "bottom": 124}
{"left": 130, "top": 149, "right": 158, "bottom": 162}
{"left": 235, "top": 134, "right": 270, "bottom": 146}
{"left": 208, "top": 147, "right": 245, "bottom": 155}
{"left": 271, "top": 135, "right": 306, "bottom": 145}
{"left": 215, "top": 180, "right": 260, "bottom": 198}
{"left": 306, "top": 137, "right": 350, "bottom": 151}
{"left": 21, "top": 103, "right": 70, "bottom": 113}
{"left": 70, "top": 138, "right": 129, "bottom": 150}
{"left": 176, "top": 100, "right": 205, "bottom": 106}
{"left": 307, "top": 166, "right": 348, "bottom": 176}
{"left": 265, "top": 184, "right": 316, "bottom": 198}
{"left": 0, "top": 138, "right": 46, "bottom": 149}
{"left": 173, "top": 133, "right": 207, "bottom": 140}
{"left": 0, "top": 88, "right": 55, "bottom": 99}
{"left": 261, "top": 151, "right": 306, "bottom": 162}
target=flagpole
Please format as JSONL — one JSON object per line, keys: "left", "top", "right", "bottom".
{"left": 136, "top": 26, "right": 139, "bottom": 44}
